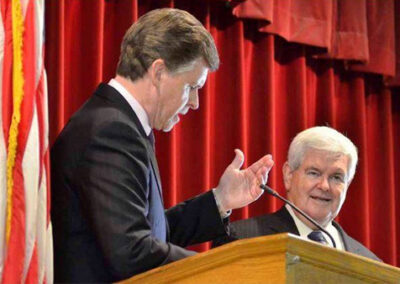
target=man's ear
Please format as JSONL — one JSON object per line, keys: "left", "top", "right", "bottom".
{"left": 282, "top": 162, "right": 292, "bottom": 192}
{"left": 149, "top": 59, "right": 166, "bottom": 88}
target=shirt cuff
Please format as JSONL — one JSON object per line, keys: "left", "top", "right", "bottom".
{"left": 212, "top": 188, "right": 232, "bottom": 219}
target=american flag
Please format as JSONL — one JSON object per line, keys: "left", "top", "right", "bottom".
{"left": 0, "top": 0, "right": 52, "bottom": 283}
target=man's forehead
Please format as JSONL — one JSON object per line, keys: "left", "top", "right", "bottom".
{"left": 173, "top": 58, "right": 208, "bottom": 74}
{"left": 186, "top": 59, "right": 209, "bottom": 85}
{"left": 301, "top": 149, "right": 349, "bottom": 169}
{"left": 196, "top": 68, "right": 208, "bottom": 86}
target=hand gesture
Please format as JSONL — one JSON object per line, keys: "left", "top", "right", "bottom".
{"left": 214, "top": 149, "right": 274, "bottom": 212}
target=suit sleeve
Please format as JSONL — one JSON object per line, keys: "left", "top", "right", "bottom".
{"left": 166, "top": 190, "right": 229, "bottom": 247}
{"left": 73, "top": 121, "right": 198, "bottom": 280}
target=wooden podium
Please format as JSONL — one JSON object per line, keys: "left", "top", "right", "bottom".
{"left": 119, "top": 233, "right": 400, "bottom": 283}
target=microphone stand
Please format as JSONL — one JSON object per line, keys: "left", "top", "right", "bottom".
{"left": 260, "top": 184, "right": 336, "bottom": 248}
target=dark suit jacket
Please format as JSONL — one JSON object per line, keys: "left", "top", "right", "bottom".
{"left": 51, "top": 83, "right": 227, "bottom": 283}
{"left": 213, "top": 206, "right": 381, "bottom": 262}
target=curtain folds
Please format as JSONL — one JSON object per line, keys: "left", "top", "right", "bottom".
{"left": 231, "top": 0, "right": 399, "bottom": 78}
{"left": 45, "top": 0, "right": 400, "bottom": 266}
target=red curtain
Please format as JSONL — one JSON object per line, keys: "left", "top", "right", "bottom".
{"left": 45, "top": 0, "right": 400, "bottom": 266}
{"left": 232, "top": 0, "right": 399, "bottom": 77}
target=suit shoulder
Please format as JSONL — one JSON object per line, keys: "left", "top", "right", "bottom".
{"left": 231, "top": 210, "right": 287, "bottom": 228}
{"left": 51, "top": 96, "right": 150, "bottom": 183}
{"left": 334, "top": 223, "right": 382, "bottom": 262}
{"left": 211, "top": 213, "right": 280, "bottom": 248}
{"left": 229, "top": 213, "right": 282, "bottom": 238}
{"left": 344, "top": 234, "right": 382, "bottom": 262}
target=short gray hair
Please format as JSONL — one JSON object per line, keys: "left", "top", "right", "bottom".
{"left": 117, "top": 8, "right": 219, "bottom": 82}
{"left": 287, "top": 126, "right": 358, "bottom": 182}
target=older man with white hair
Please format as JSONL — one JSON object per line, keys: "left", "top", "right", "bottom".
{"left": 213, "top": 126, "right": 381, "bottom": 261}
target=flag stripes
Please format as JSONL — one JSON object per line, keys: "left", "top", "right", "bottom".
{"left": 0, "top": 0, "right": 52, "bottom": 283}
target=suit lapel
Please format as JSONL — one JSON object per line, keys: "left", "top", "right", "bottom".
{"left": 145, "top": 141, "right": 164, "bottom": 206}
{"left": 95, "top": 83, "right": 165, "bottom": 206}
{"left": 146, "top": 143, "right": 170, "bottom": 239}
{"left": 333, "top": 221, "right": 351, "bottom": 251}
{"left": 96, "top": 83, "right": 169, "bottom": 239}
{"left": 269, "top": 206, "right": 300, "bottom": 235}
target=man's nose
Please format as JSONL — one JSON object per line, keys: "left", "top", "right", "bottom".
{"left": 188, "top": 90, "right": 199, "bottom": 110}
{"left": 318, "top": 176, "right": 330, "bottom": 191}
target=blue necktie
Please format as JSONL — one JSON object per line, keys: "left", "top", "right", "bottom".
{"left": 148, "top": 131, "right": 155, "bottom": 149}
{"left": 308, "top": 230, "right": 328, "bottom": 245}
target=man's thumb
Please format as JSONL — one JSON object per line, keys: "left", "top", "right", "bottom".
{"left": 230, "top": 149, "right": 244, "bottom": 170}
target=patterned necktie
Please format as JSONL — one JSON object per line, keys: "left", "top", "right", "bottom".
{"left": 148, "top": 131, "right": 155, "bottom": 149}
{"left": 308, "top": 230, "right": 328, "bottom": 245}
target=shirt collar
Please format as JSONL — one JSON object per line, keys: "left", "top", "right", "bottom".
{"left": 108, "top": 78, "right": 152, "bottom": 136}
{"left": 285, "top": 204, "right": 343, "bottom": 249}
{"left": 286, "top": 204, "right": 318, "bottom": 236}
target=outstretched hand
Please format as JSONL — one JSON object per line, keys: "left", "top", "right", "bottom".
{"left": 214, "top": 149, "right": 274, "bottom": 212}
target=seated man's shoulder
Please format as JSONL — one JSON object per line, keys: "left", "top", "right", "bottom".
{"left": 337, "top": 226, "right": 382, "bottom": 262}
{"left": 231, "top": 213, "right": 276, "bottom": 230}
{"left": 212, "top": 211, "right": 283, "bottom": 248}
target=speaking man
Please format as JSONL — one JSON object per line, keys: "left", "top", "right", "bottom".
{"left": 51, "top": 8, "right": 274, "bottom": 283}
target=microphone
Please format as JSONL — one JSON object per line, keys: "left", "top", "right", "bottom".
{"left": 260, "top": 184, "right": 336, "bottom": 248}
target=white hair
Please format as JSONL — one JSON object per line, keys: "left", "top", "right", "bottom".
{"left": 287, "top": 126, "right": 358, "bottom": 182}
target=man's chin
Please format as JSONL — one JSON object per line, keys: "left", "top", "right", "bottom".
{"left": 162, "top": 126, "right": 174, "bottom": 132}
{"left": 309, "top": 214, "right": 331, "bottom": 227}
{"left": 162, "top": 117, "right": 180, "bottom": 132}
{"left": 299, "top": 209, "right": 330, "bottom": 226}
{"left": 162, "top": 121, "right": 176, "bottom": 132}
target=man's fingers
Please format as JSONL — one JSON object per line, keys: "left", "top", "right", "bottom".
{"left": 255, "top": 166, "right": 269, "bottom": 186}
{"left": 251, "top": 173, "right": 265, "bottom": 200}
{"left": 262, "top": 165, "right": 271, "bottom": 184}
{"left": 230, "top": 149, "right": 244, "bottom": 170}
{"left": 249, "top": 154, "right": 274, "bottom": 173}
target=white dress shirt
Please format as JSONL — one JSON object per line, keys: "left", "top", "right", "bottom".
{"left": 285, "top": 204, "right": 344, "bottom": 250}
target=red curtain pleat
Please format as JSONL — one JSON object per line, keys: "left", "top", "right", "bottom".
{"left": 45, "top": 0, "right": 65, "bottom": 144}
{"left": 316, "top": 0, "right": 368, "bottom": 61}
{"left": 350, "top": 0, "right": 395, "bottom": 75}
{"left": 327, "top": 0, "right": 369, "bottom": 61}
{"left": 387, "top": 0, "right": 400, "bottom": 86}
{"left": 260, "top": 0, "right": 333, "bottom": 49}
{"left": 45, "top": 0, "right": 400, "bottom": 266}
{"left": 394, "top": 91, "right": 400, "bottom": 260}
{"left": 232, "top": 0, "right": 398, "bottom": 77}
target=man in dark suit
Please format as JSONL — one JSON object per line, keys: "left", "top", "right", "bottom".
{"left": 213, "top": 126, "right": 381, "bottom": 262}
{"left": 51, "top": 8, "right": 274, "bottom": 283}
